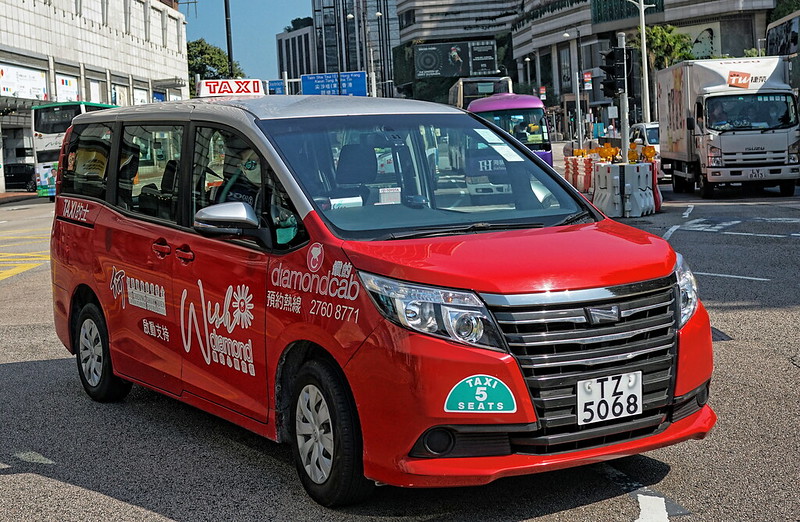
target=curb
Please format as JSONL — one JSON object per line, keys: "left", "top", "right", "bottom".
{"left": 0, "top": 193, "right": 41, "bottom": 206}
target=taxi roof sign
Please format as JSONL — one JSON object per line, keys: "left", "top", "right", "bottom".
{"left": 197, "top": 79, "right": 265, "bottom": 97}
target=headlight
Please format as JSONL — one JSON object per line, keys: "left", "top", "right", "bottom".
{"left": 675, "top": 253, "right": 699, "bottom": 328}
{"left": 359, "top": 272, "right": 506, "bottom": 350}
{"left": 707, "top": 145, "right": 723, "bottom": 167}
{"left": 788, "top": 139, "right": 800, "bottom": 163}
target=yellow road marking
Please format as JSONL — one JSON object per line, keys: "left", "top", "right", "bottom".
{"left": 0, "top": 239, "right": 50, "bottom": 248}
{"left": 0, "top": 263, "right": 42, "bottom": 281}
{"left": 0, "top": 227, "right": 51, "bottom": 236}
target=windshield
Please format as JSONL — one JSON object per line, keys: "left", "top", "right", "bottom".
{"left": 645, "top": 126, "right": 658, "bottom": 144}
{"left": 259, "top": 113, "right": 586, "bottom": 240}
{"left": 473, "top": 108, "right": 550, "bottom": 149}
{"left": 33, "top": 105, "right": 82, "bottom": 134}
{"left": 705, "top": 94, "right": 798, "bottom": 131}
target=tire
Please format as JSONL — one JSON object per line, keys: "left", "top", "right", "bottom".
{"left": 290, "top": 359, "right": 374, "bottom": 506}
{"left": 26, "top": 180, "right": 37, "bottom": 193}
{"left": 779, "top": 180, "right": 796, "bottom": 197}
{"left": 74, "top": 303, "right": 132, "bottom": 402}
{"left": 671, "top": 174, "right": 684, "bottom": 193}
{"left": 699, "top": 175, "right": 714, "bottom": 199}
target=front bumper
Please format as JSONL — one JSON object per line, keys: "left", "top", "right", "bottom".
{"left": 705, "top": 164, "right": 800, "bottom": 183}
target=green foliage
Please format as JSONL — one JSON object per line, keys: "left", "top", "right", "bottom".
{"left": 628, "top": 25, "right": 693, "bottom": 70}
{"left": 187, "top": 39, "right": 246, "bottom": 96}
{"left": 771, "top": 0, "right": 800, "bottom": 22}
{"left": 743, "top": 48, "right": 761, "bottom": 57}
{"left": 284, "top": 17, "right": 313, "bottom": 32}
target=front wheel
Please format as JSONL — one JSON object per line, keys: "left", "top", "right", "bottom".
{"left": 290, "top": 359, "right": 374, "bottom": 507}
{"left": 699, "top": 175, "right": 714, "bottom": 199}
{"left": 779, "top": 180, "right": 796, "bottom": 197}
{"left": 74, "top": 303, "right": 132, "bottom": 402}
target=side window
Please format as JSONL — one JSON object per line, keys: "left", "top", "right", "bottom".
{"left": 61, "top": 123, "right": 113, "bottom": 199}
{"left": 267, "top": 169, "right": 307, "bottom": 249}
{"left": 116, "top": 124, "right": 183, "bottom": 221}
{"left": 192, "top": 127, "right": 263, "bottom": 215}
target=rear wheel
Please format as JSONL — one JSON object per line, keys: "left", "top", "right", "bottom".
{"left": 74, "top": 303, "right": 132, "bottom": 402}
{"left": 671, "top": 174, "right": 684, "bottom": 193}
{"left": 779, "top": 180, "right": 796, "bottom": 197}
{"left": 290, "top": 359, "right": 374, "bottom": 506}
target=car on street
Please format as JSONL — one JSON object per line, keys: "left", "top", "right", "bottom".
{"left": 2, "top": 163, "right": 37, "bottom": 192}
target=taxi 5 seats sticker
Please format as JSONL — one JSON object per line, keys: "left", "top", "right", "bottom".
{"left": 444, "top": 375, "right": 517, "bottom": 413}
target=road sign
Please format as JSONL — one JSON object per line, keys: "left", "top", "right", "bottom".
{"left": 300, "top": 72, "right": 368, "bottom": 96}
{"left": 267, "top": 80, "right": 285, "bottom": 95}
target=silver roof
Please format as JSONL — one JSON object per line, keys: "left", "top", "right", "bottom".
{"left": 74, "top": 95, "right": 463, "bottom": 125}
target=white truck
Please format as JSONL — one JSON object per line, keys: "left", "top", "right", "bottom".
{"left": 657, "top": 57, "right": 800, "bottom": 198}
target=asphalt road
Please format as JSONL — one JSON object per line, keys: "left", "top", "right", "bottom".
{"left": 1, "top": 188, "right": 798, "bottom": 521}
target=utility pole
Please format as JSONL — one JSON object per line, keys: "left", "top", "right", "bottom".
{"left": 224, "top": 0, "right": 234, "bottom": 78}
{"left": 618, "top": 32, "right": 630, "bottom": 162}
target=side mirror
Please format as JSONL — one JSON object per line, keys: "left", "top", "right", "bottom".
{"left": 193, "top": 201, "right": 272, "bottom": 248}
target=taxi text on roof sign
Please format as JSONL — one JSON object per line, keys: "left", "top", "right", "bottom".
{"left": 197, "top": 79, "right": 265, "bottom": 97}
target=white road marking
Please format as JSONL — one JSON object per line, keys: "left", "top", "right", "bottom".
{"left": 722, "top": 231, "right": 786, "bottom": 238}
{"left": 663, "top": 225, "right": 680, "bottom": 241}
{"left": 694, "top": 271, "right": 770, "bottom": 281}
{"left": 15, "top": 451, "right": 55, "bottom": 465}
{"left": 0, "top": 462, "right": 10, "bottom": 469}
{"left": 635, "top": 494, "right": 669, "bottom": 522}
{"left": 597, "top": 463, "right": 689, "bottom": 519}
{"left": 681, "top": 219, "right": 741, "bottom": 232}
{"left": 681, "top": 205, "right": 694, "bottom": 218}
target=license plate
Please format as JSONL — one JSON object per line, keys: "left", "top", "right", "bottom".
{"left": 748, "top": 168, "right": 766, "bottom": 179}
{"left": 577, "top": 371, "right": 643, "bottom": 426}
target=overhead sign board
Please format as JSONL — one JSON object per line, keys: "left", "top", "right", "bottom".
{"left": 268, "top": 80, "right": 285, "bottom": 95}
{"left": 196, "top": 79, "right": 264, "bottom": 97}
{"left": 300, "top": 72, "right": 368, "bottom": 96}
{"left": 414, "top": 40, "right": 498, "bottom": 79}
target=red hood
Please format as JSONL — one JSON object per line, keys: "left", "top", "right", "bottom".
{"left": 342, "top": 219, "right": 676, "bottom": 294}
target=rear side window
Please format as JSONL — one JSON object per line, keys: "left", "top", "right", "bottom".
{"left": 115, "top": 124, "right": 183, "bottom": 221}
{"left": 61, "top": 123, "right": 113, "bottom": 199}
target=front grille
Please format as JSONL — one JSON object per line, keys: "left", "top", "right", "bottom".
{"left": 722, "top": 149, "right": 787, "bottom": 166}
{"left": 481, "top": 274, "right": 678, "bottom": 455}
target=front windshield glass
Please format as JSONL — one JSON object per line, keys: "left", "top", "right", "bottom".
{"left": 474, "top": 108, "right": 550, "bottom": 150}
{"left": 645, "top": 126, "right": 659, "bottom": 144}
{"left": 259, "top": 113, "right": 585, "bottom": 240}
{"left": 705, "top": 94, "right": 798, "bottom": 131}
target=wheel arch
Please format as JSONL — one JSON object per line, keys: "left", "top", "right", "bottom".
{"left": 69, "top": 284, "right": 102, "bottom": 352}
{"left": 274, "top": 340, "right": 357, "bottom": 444}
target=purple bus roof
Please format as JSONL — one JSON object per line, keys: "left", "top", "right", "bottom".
{"left": 467, "top": 93, "right": 546, "bottom": 113}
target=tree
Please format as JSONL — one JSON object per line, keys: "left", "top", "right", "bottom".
{"left": 628, "top": 25, "right": 694, "bottom": 72}
{"left": 771, "top": 0, "right": 800, "bottom": 22}
{"left": 284, "top": 17, "right": 313, "bottom": 32}
{"left": 187, "top": 38, "right": 246, "bottom": 96}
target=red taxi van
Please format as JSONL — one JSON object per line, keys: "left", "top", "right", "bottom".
{"left": 51, "top": 92, "right": 716, "bottom": 506}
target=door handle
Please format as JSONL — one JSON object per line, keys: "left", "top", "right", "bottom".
{"left": 152, "top": 241, "right": 171, "bottom": 257}
{"left": 175, "top": 247, "right": 195, "bottom": 263}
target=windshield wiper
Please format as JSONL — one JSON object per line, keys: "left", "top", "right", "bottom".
{"left": 382, "top": 221, "right": 545, "bottom": 240}
{"left": 556, "top": 210, "right": 595, "bottom": 226}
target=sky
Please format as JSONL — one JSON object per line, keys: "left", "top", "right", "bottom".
{"left": 182, "top": 1, "right": 311, "bottom": 81}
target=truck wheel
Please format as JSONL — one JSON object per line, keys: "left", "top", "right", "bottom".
{"left": 779, "top": 180, "right": 796, "bottom": 197}
{"left": 290, "top": 359, "right": 374, "bottom": 506}
{"left": 74, "top": 303, "right": 132, "bottom": 402}
{"left": 671, "top": 174, "right": 684, "bottom": 193}
{"left": 699, "top": 175, "right": 714, "bottom": 199}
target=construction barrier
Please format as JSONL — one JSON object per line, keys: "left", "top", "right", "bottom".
{"left": 592, "top": 163, "right": 656, "bottom": 218}
{"left": 564, "top": 156, "right": 596, "bottom": 193}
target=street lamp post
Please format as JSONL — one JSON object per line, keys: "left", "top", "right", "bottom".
{"left": 347, "top": 12, "right": 362, "bottom": 71}
{"left": 624, "top": 0, "right": 656, "bottom": 123}
{"left": 524, "top": 56, "right": 531, "bottom": 88}
{"left": 563, "top": 26, "right": 584, "bottom": 149}
{"left": 758, "top": 38, "right": 766, "bottom": 56}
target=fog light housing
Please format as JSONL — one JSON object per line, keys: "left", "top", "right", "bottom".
{"left": 424, "top": 428, "right": 455, "bottom": 455}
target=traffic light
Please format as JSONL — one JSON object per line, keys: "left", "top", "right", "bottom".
{"left": 600, "top": 47, "right": 627, "bottom": 98}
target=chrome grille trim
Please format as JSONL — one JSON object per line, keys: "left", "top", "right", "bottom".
{"left": 482, "top": 274, "right": 679, "bottom": 455}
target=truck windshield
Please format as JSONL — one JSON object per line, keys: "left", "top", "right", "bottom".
{"left": 259, "top": 113, "right": 587, "bottom": 240}
{"left": 706, "top": 94, "right": 798, "bottom": 131}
